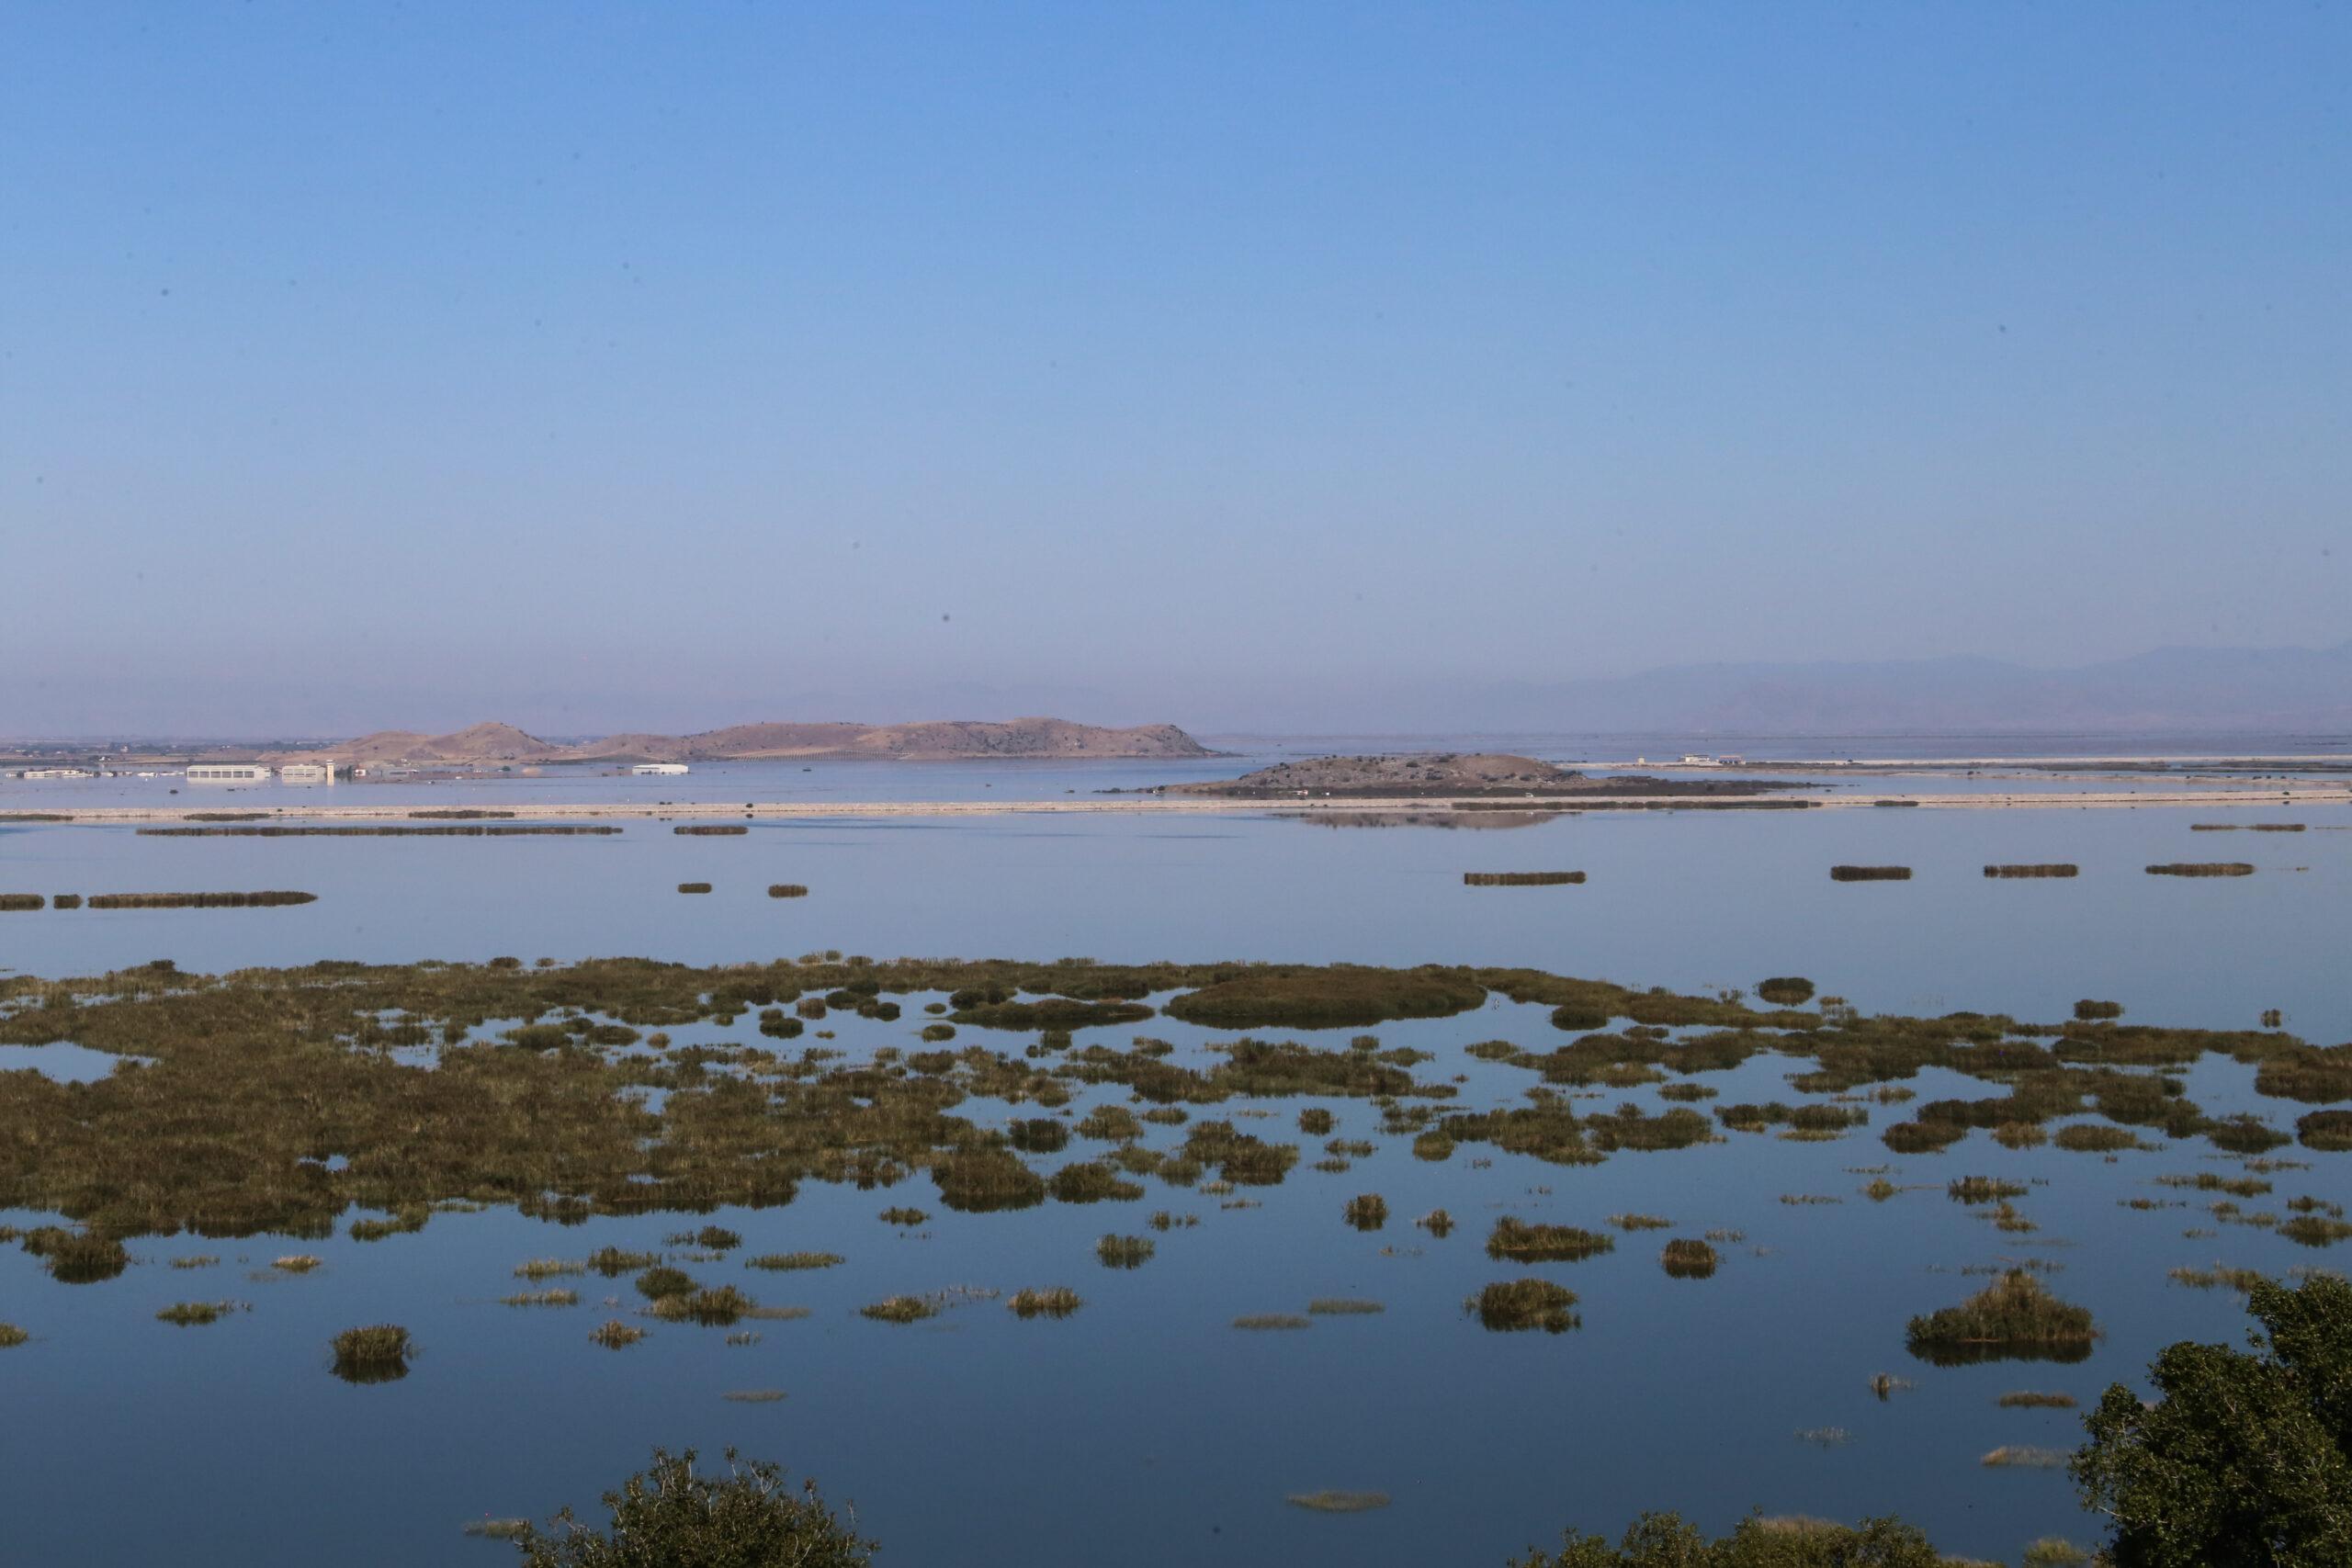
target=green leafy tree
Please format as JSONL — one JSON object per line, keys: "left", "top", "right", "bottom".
{"left": 2073, "top": 1275, "right": 2352, "bottom": 1566}
{"left": 514, "top": 1448, "right": 874, "bottom": 1568}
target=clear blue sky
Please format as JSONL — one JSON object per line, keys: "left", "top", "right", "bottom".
{"left": 3, "top": 3, "right": 2345, "bottom": 736}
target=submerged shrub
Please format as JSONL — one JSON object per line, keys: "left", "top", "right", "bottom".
{"left": 509, "top": 1447, "right": 872, "bottom": 1568}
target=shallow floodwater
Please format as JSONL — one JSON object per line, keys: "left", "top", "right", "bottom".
{"left": 1, "top": 774, "right": 2347, "bottom": 1568}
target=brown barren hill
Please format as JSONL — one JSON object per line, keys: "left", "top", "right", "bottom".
{"left": 1167, "top": 752, "right": 1789, "bottom": 799}
{"left": 277, "top": 718, "right": 1215, "bottom": 766}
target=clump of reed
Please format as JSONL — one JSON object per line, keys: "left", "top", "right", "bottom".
{"left": 674, "top": 825, "right": 749, "bottom": 836}
{"left": 1985, "top": 863, "right": 2079, "bottom": 878}
{"left": 169, "top": 1255, "right": 220, "bottom": 1270}
{"left": 330, "top": 1324, "right": 413, "bottom": 1382}
{"left": 1307, "top": 1298, "right": 1385, "bottom": 1314}
{"left": 860, "top": 1295, "right": 938, "bottom": 1324}
{"left": 879, "top": 1207, "right": 929, "bottom": 1226}
{"left": 1147, "top": 1211, "right": 1198, "bottom": 1231}
{"left": 1660, "top": 1238, "right": 1719, "bottom": 1279}
{"left": 1096, "top": 1235, "right": 1155, "bottom": 1269}
{"left": 1656, "top": 1082, "right": 1716, "bottom": 1102}
{"left": 1008, "top": 1286, "right": 1084, "bottom": 1319}
{"left": 1829, "top": 865, "right": 1911, "bottom": 882}
{"left": 1463, "top": 871, "right": 1585, "bottom": 886}
{"left": 157, "top": 1301, "right": 236, "bottom": 1325}
{"left": 350, "top": 1207, "right": 428, "bottom": 1242}
{"left": 1285, "top": 1490, "right": 1390, "bottom": 1512}
{"left": 1980, "top": 1446, "right": 2069, "bottom": 1469}
{"left": 1610, "top": 1213, "right": 1674, "bottom": 1231}
{"left": 1754, "top": 976, "right": 1815, "bottom": 1006}
{"left": 635, "top": 1266, "right": 696, "bottom": 1300}
{"left": 1905, "top": 1270, "right": 2098, "bottom": 1364}
{"left": 676, "top": 882, "right": 713, "bottom": 895}
{"left": 589, "top": 1320, "right": 648, "bottom": 1349}
{"left": 2054, "top": 1124, "right": 2144, "bottom": 1153}
{"left": 1996, "top": 1390, "right": 2078, "bottom": 1408}
{"left": 1467, "top": 1279, "right": 1579, "bottom": 1333}
{"left": 87, "top": 890, "right": 317, "bottom": 908}
{"left": 501, "top": 1288, "right": 580, "bottom": 1307}
{"left": 1297, "top": 1107, "right": 1336, "bottom": 1135}
{"left": 1868, "top": 1373, "right": 1913, "bottom": 1400}
{"left": 1418, "top": 1209, "right": 1455, "bottom": 1238}
{"left": 2146, "top": 862, "right": 2254, "bottom": 876}
{"left": 2280, "top": 1214, "right": 2352, "bottom": 1247}
{"left": 1232, "top": 1313, "right": 1312, "bottom": 1330}
{"left": 1949, "top": 1177, "right": 2030, "bottom": 1203}
{"left": 1342, "top": 1193, "right": 1389, "bottom": 1231}
{"left": 514, "top": 1258, "right": 586, "bottom": 1280}
{"left": 745, "top": 1252, "right": 842, "bottom": 1272}
{"left": 667, "top": 1225, "right": 740, "bottom": 1250}
{"left": 650, "top": 1286, "right": 756, "bottom": 1325}
{"left": 0, "top": 1324, "right": 27, "bottom": 1348}
{"left": 585, "top": 1247, "right": 659, "bottom": 1277}
{"left": 766, "top": 884, "right": 808, "bottom": 898}
{"left": 273, "top": 1255, "right": 322, "bottom": 1274}
{"left": 1047, "top": 1162, "right": 1145, "bottom": 1204}
{"left": 1486, "top": 1217, "right": 1613, "bottom": 1262}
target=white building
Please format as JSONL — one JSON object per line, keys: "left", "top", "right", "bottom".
{"left": 21, "top": 767, "right": 95, "bottom": 780}
{"left": 186, "top": 763, "right": 271, "bottom": 783}
{"left": 631, "top": 762, "right": 690, "bottom": 775}
{"left": 277, "top": 762, "right": 334, "bottom": 784}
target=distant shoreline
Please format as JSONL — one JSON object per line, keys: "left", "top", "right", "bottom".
{"left": 7, "top": 784, "right": 2348, "bottom": 826}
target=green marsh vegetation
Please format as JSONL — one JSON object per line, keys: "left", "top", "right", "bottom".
{"left": 1296, "top": 1107, "right": 1335, "bottom": 1135}
{"left": 1609, "top": 1213, "right": 1673, "bottom": 1231}
{"left": 1286, "top": 1490, "right": 1390, "bottom": 1512}
{"left": 858, "top": 1295, "right": 938, "bottom": 1324}
{"left": 1463, "top": 871, "right": 1585, "bottom": 886}
{"left": 1905, "top": 1270, "right": 2098, "bottom": 1365}
{"left": 169, "top": 1255, "right": 220, "bottom": 1269}
{"left": 1095, "top": 1235, "right": 1155, "bottom": 1269}
{"left": 1986, "top": 863, "right": 2080, "bottom": 878}
{"left": 650, "top": 1285, "right": 756, "bottom": 1325}
{"left": 156, "top": 1300, "right": 237, "bottom": 1325}
{"left": 501, "top": 1289, "right": 580, "bottom": 1308}
{"left": 1948, "top": 1177, "right": 2029, "bottom": 1203}
{"left": 20, "top": 1227, "right": 130, "bottom": 1282}
{"left": 507, "top": 1447, "right": 872, "bottom": 1568}
{"left": 1829, "top": 865, "right": 1911, "bottom": 882}
{"left": 1659, "top": 1239, "right": 1718, "bottom": 1279}
{"left": 1487, "top": 1217, "right": 1613, "bottom": 1262}
{"left": 2146, "top": 862, "right": 2255, "bottom": 876}
{"left": 878, "top": 1208, "right": 930, "bottom": 1226}
{"left": 1418, "top": 1209, "right": 1455, "bottom": 1237}
{"left": 745, "top": 1252, "right": 842, "bottom": 1271}
{"left": 329, "top": 1324, "right": 413, "bottom": 1382}
{"left": 1007, "top": 1286, "right": 1083, "bottom": 1318}
{"left": 1469, "top": 1279, "right": 1579, "bottom": 1333}
{"left": 273, "top": 1255, "right": 322, "bottom": 1273}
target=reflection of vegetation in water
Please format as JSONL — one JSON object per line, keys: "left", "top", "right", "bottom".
{"left": 330, "top": 1324, "right": 413, "bottom": 1382}
{"left": 1905, "top": 1270, "right": 2098, "bottom": 1365}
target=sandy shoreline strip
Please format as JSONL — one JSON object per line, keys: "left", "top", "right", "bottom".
{"left": 6, "top": 785, "right": 2348, "bottom": 826}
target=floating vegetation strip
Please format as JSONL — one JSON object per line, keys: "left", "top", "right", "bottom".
{"left": 674, "top": 825, "right": 749, "bottom": 836}
{"left": 138, "top": 824, "right": 619, "bottom": 837}
{"left": 1463, "top": 871, "right": 1585, "bottom": 886}
{"left": 2146, "top": 863, "right": 2255, "bottom": 877}
{"left": 1829, "top": 865, "right": 1911, "bottom": 882}
{"left": 85, "top": 890, "right": 316, "bottom": 908}
{"left": 1905, "top": 1270, "right": 2098, "bottom": 1365}
{"left": 1986, "top": 863, "right": 2079, "bottom": 878}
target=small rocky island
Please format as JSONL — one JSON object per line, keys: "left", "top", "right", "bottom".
{"left": 1156, "top": 751, "right": 1797, "bottom": 800}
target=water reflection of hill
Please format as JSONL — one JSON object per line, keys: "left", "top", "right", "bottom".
{"left": 1280, "top": 810, "right": 1564, "bottom": 830}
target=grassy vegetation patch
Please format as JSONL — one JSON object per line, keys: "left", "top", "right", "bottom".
{"left": 1468, "top": 1279, "right": 1579, "bottom": 1333}
{"left": 1905, "top": 1271, "right": 2098, "bottom": 1365}
{"left": 1486, "top": 1217, "right": 1613, "bottom": 1262}
{"left": 1164, "top": 966, "right": 1485, "bottom": 1029}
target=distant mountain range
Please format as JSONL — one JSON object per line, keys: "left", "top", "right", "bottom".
{"left": 265, "top": 717, "right": 1215, "bottom": 766}
{"left": 1408, "top": 642, "right": 2352, "bottom": 737}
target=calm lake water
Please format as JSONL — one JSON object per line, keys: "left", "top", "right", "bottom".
{"left": 1, "top": 751, "right": 2346, "bottom": 1567}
